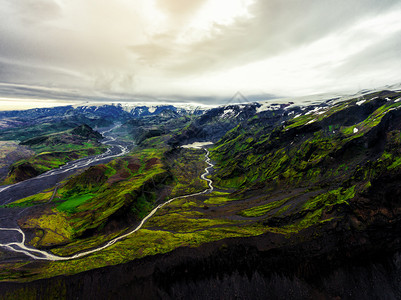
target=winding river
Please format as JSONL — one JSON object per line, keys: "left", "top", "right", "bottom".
{"left": 0, "top": 127, "right": 131, "bottom": 203}
{"left": 0, "top": 139, "right": 214, "bottom": 261}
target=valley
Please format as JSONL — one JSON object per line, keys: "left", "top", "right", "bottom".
{"left": 1, "top": 90, "right": 401, "bottom": 298}
{"left": 0, "top": 146, "right": 213, "bottom": 261}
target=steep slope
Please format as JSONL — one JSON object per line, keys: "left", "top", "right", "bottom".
{"left": 118, "top": 114, "right": 193, "bottom": 145}
{"left": 167, "top": 102, "right": 300, "bottom": 146}
{"left": 212, "top": 90, "right": 401, "bottom": 188}
{"left": 0, "top": 141, "right": 34, "bottom": 182}
{"left": 207, "top": 89, "right": 401, "bottom": 240}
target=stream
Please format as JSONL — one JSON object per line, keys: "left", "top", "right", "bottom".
{"left": 0, "top": 144, "right": 214, "bottom": 261}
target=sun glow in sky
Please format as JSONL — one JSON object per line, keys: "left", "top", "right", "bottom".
{"left": 0, "top": 0, "right": 401, "bottom": 105}
{"left": 190, "top": 0, "right": 254, "bottom": 29}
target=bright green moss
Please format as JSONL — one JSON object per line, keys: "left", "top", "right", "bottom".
{"left": 239, "top": 198, "right": 288, "bottom": 217}
{"left": 2, "top": 191, "right": 53, "bottom": 208}
{"left": 22, "top": 209, "right": 74, "bottom": 247}
{"left": 146, "top": 212, "right": 238, "bottom": 233}
{"left": 56, "top": 194, "right": 95, "bottom": 214}
{"left": 285, "top": 114, "right": 315, "bottom": 129}
{"left": 302, "top": 186, "right": 355, "bottom": 211}
{"left": 204, "top": 196, "right": 235, "bottom": 205}
{"left": 294, "top": 208, "right": 324, "bottom": 230}
{"left": 388, "top": 157, "right": 401, "bottom": 170}
{"left": 340, "top": 103, "right": 401, "bottom": 137}
{"left": 274, "top": 204, "right": 291, "bottom": 216}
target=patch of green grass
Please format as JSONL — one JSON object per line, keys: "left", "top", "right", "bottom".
{"left": 30, "top": 141, "right": 100, "bottom": 154}
{"left": 1, "top": 191, "right": 53, "bottom": 208}
{"left": 131, "top": 193, "right": 156, "bottom": 219}
{"left": 21, "top": 208, "right": 74, "bottom": 247}
{"left": 278, "top": 186, "right": 355, "bottom": 233}
{"left": 204, "top": 196, "right": 235, "bottom": 205}
{"left": 302, "top": 186, "right": 355, "bottom": 211}
{"left": 285, "top": 114, "right": 316, "bottom": 129}
{"left": 274, "top": 204, "right": 291, "bottom": 216}
{"left": 56, "top": 194, "right": 95, "bottom": 214}
{"left": 388, "top": 156, "right": 401, "bottom": 170}
{"left": 146, "top": 211, "right": 238, "bottom": 233}
{"left": 239, "top": 198, "right": 288, "bottom": 217}
{"left": 341, "top": 103, "right": 401, "bottom": 136}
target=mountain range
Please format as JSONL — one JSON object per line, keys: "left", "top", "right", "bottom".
{"left": 1, "top": 88, "right": 401, "bottom": 298}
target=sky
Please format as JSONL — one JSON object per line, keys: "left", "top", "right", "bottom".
{"left": 0, "top": 0, "right": 401, "bottom": 106}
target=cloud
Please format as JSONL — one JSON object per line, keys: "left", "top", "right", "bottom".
{"left": 0, "top": 0, "right": 401, "bottom": 103}
{"left": 131, "top": 0, "right": 401, "bottom": 77}
{"left": 129, "top": 44, "right": 173, "bottom": 67}
{"left": 9, "top": 0, "right": 62, "bottom": 24}
{"left": 330, "top": 30, "right": 401, "bottom": 88}
{"left": 157, "top": 0, "right": 207, "bottom": 22}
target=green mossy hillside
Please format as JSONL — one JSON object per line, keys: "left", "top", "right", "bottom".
{"left": 20, "top": 124, "right": 103, "bottom": 153}
{"left": 18, "top": 148, "right": 172, "bottom": 250}
{"left": 211, "top": 90, "right": 401, "bottom": 190}
{"left": 2, "top": 147, "right": 107, "bottom": 185}
{"left": 2, "top": 124, "right": 106, "bottom": 184}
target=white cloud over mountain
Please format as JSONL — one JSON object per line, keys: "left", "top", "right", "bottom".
{"left": 0, "top": 0, "right": 400, "bottom": 104}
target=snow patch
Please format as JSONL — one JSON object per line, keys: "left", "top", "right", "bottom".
{"left": 256, "top": 103, "right": 282, "bottom": 113}
{"left": 304, "top": 106, "right": 326, "bottom": 115}
{"left": 182, "top": 142, "right": 214, "bottom": 149}
{"left": 387, "top": 107, "right": 400, "bottom": 113}
{"left": 356, "top": 100, "right": 366, "bottom": 106}
{"left": 221, "top": 109, "right": 235, "bottom": 118}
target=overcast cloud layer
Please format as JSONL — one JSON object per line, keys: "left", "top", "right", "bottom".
{"left": 0, "top": 0, "right": 401, "bottom": 104}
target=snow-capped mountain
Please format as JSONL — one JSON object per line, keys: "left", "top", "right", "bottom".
{"left": 73, "top": 102, "right": 214, "bottom": 118}
{"left": 0, "top": 102, "right": 215, "bottom": 121}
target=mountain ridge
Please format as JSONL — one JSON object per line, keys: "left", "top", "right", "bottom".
{"left": 2, "top": 88, "right": 401, "bottom": 298}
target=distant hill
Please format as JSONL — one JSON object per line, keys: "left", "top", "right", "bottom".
{"left": 21, "top": 124, "right": 103, "bottom": 149}
{"left": 2, "top": 124, "right": 106, "bottom": 184}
